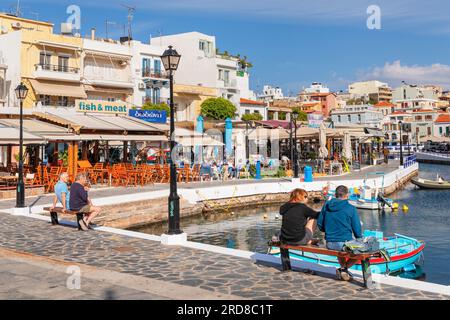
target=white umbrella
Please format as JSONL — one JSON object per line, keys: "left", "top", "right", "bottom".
{"left": 342, "top": 132, "right": 352, "bottom": 163}
{"left": 318, "top": 122, "right": 329, "bottom": 159}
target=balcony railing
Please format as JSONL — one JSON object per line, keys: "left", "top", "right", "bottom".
{"left": 35, "top": 64, "right": 79, "bottom": 74}
{"left": 142, "top": 68, "right": 169, "bottom": 79}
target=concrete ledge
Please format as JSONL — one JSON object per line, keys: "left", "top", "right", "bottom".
{"left": 161, "top": 233, "right": 188, "bottom": 246}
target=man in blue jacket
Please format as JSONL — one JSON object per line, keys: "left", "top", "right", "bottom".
{"left": 317, "top": 185, "right": 363, "bottom": 281}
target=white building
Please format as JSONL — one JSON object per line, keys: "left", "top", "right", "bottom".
{"left": 129, "top": 40, "right": 169, "bottom": 107}
{"left": 258, "top": 85, "right": 283, "bottom": 102}
{"left": 82, "top": 36, "right": 134, "bottom": 104}
{"left": 434, "top": 113, "right": 450, "bottom": 137}
{"left": 239, "top": 98, "right": 268, "bottom": 120}
{"left": 348, "top": 80, "right": 392, "bottom": 103}
{"left": 303, "top": 82, "right": 330, "bottom": 94}
{"left": 392, "top": 83, "right": 439, "bottom": 102}
{"left": 151, "top": 31, "right": 253, "bottom": 121}
{"left": 0, "top": 53, "right": 7, "bottom": 107}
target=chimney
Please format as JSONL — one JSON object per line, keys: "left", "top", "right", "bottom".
{"left": 90, "top": 28, "right": 96, "bottom": 40}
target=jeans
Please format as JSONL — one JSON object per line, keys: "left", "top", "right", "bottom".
{"left": 326, "top": 241, "right": 346, "bottom": 251}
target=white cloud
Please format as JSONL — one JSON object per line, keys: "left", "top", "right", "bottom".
{"left": 359, "top": 61, "right": 450, "bottom": 89}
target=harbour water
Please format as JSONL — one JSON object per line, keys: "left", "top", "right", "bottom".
{"left": 134, "top": 163, "right": 450, "bottom": 286}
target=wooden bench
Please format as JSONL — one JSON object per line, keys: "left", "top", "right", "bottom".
{"left": 269, "top": 240, "right": 386, "bottom": 289}
{"left": 43, "top": 207, "right": 85, "bottom": 230}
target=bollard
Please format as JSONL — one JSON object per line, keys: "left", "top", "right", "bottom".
{"left": 256, "top": 160, "right": 261, "bottom": 180}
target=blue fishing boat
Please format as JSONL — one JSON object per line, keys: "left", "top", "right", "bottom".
{"left": 268, "top": 230, "right": 425, "bottom": 275}
{"left": 325, "top": 186, "right": 394, "bottom": 211}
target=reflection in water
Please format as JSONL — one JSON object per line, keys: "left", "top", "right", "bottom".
{"left": 132, "top": 163, "right": 450, "bottom": 286}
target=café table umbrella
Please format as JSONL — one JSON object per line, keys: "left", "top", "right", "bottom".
{"left": 343, "top": 132, "right": 352, "bottom": 163}
{"left": 318, "top": 122, "right": 329, "bottom": 159}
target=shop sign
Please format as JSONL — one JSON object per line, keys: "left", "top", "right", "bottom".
{"left": 128, "top": 109, "right": 167, "bottom": 123}
{"left": 76, "top": 99, "right": 128, "bottom": 114}
{"left": 307, "top": 113, "right": 324, "bottom": 128}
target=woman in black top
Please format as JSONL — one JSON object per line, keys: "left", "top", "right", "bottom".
{"left": 280, "top": 188, "right": 319, "bottom": 245}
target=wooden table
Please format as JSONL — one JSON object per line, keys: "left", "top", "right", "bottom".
{"left": 0, "top": 176, "right": 18, "bottom": 187}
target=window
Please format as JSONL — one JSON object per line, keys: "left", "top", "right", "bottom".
{"left": 224, "top": 70, "right": 230, "bottom": 86}
{"left": 154, "top": 59, "right": 161, "bottom": 76}
{"left": 415, "top": 116, "right": 422, "bottom": 121}
{"left": 338, "top": 115, "right": 341, "bottom": 122}
{"left": 254, "top": 110, "right": 260, "bottom": 114}
{"left": 39, "top": 95, "right": 51, "bottom": 106}
{"left": 199, "top": 40, "right": 213, "bottom": 56}
{"left": 107, "top": 97, "right": 116, "bottom": 102}
{"left": 347, "top": 115, "right": 351, "bottom": 122}
{"left": 427, "top": 127, "right": 431, "bottom": 135}
{"left": 358, "top": 114, "right": 361, "bottom": 122}
{"left": 58, "top": 56, "right": 69, "bottom": 72}
{"left": 152, "top": 88, "right": 160, "bottom": 104}
{"left": 439, "top": 127, "right": 443, "bottom": 134}
{"left": 39, "top": 52, "right": 51, "bottom": 69}
{"left": 142, "top": 58, "right": 151, "bottom": 77}
{"left": 425, "top": 115, "right": 432, "bottom": 121}
{"left": 57, "top": 96, "right": 68, "bottom": 107}
{"left": 245, "top": 109, "right": 250, "bottom": 114}
{"left": 218, "top": 69, "right": 223, "bottom": 80}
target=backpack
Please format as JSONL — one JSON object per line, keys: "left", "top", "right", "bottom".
{"left": 343, "top": 237, "right": 380, "bottom": 254}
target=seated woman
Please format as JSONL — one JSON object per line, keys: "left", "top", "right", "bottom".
{"left": 280, "top": 188, "right": 319, "bottom": 245}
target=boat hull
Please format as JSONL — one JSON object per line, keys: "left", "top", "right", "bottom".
{"left": 411, "top": 178, "right": 450, "bottom": 189}
{"left": 269, "top": 232, "right": 425, "bottom": 275}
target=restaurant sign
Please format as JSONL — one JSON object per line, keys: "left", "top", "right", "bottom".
{"left": 76, "top": 99, "right": 128, "bottom": 114}
{"left": 128, "top": 109, "right": 167, "bottom": 123}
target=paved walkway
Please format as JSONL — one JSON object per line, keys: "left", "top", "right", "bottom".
{"left": 0, "top": 161, "right": 400, "bottom": 210}
{"left": 0, "top": 211, "right": 446, "bottom": 300}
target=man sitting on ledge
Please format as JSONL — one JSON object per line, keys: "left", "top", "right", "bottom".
{"left": 317, "top": 185, "right": 363, "bottom": 281}
{"left": 69, "top": 172, "right": 101, "bottom": 231}
{"left": 50, "top": 172, "right": 70, "bottom": 212}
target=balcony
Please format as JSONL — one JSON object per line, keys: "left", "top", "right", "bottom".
{"left": 33, "top": 64, "right": 81, "bottom": 83}
{"left": 142, "top": 68, "right": 169, "bottom": 79}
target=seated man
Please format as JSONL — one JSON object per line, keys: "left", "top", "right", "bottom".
{"left": 50, "top": 172, "right": 70, "bottom": 212}
{"left": 280, "top": 188, "right": 319, "bottom": 246}
{"left": 317, "top": 185, "right": 363, "bottom": 281}
{"left": 69, "top": 172, "right": 101, "bottom": 231}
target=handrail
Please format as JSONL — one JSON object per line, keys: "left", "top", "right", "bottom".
{"left": 35, "top": 63, "right": 79, "bottom": 73}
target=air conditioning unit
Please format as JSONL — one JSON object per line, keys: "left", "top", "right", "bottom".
{"left": 138, "top": 83, "right": 145, "bottom": 90}
{"left": 11, "top": 22, "right": 22, "bottom": 29}
{"left": 60, "top": 23, "right": 73, "bottom": 35}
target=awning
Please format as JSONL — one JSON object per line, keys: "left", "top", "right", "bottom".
{"left": 176, "top": 136, "right": 223, "bottom": 146}
{"left": 73, "top": 134, "right": 167, "bottom": 142}
{"left": 0, "top": 119, "right": 71, "bottom": 134}
{"left": 83, "top": 84, "right": 133, "bottom": 95}
{"left": 0, "top": 127, "right": 45, "bottom": 145}
{"left": 29, "top": 79, "right": 87, "bottom": 98}
{"left": 33, "top": 111, "right": 82, "bottom": 131}
{"left": 84, "top": 49, "right": 132, "bottom": 60}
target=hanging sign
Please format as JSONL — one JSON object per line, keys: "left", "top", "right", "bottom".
{"left": 128, "top": 109, "right": 167, "bottom": 123}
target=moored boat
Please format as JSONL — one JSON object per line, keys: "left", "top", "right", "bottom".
{"left": 411, "top": 177, "right": 450, "bottom": 190}
{"left": 268, "top": 230, "right": 425, "bottom": 275}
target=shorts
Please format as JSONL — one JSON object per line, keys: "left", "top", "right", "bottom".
{"left": 284, "top": 229, "right": 313, "bottom": 246}
{"left": 78, "top": 205, "right": 91, "bottom": 213}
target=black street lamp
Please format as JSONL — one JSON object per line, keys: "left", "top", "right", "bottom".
{"left": 15, "top": 82, "right": 28, "bottom": 208}
{"left": 292, "top": 111, "right": 299, "bottom": 178}
{"left": 398, "top": 121, "right": 404, "bottom": 166}
{"left": 161, "top": 46, "right": 182, "bottom": 235}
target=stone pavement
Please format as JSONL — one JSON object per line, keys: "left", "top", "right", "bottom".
{"left": 0, "top": 211, "right": 446, "bottom": 300}
{"left": 0, "top": 161, "right": 400, "bottom": 211}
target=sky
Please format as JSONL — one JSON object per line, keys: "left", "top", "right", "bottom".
{"left": 3, "top": 0, "right": 450, "bottom": 94}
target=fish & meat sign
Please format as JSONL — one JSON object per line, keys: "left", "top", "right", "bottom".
{"left": 128, "top": 109, "right": 167, "bottom": 123}
{"left": 76, "top": 99, "right": 128, "bottom": 114}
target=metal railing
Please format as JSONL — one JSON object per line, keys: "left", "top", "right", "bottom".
{"left": 35, "top": 64, "right": 79, "bottom": 74}
{"left": 403, "top": 155, "right": 417, "bottom": 168}
{"left": 142, "top": 68, "right": 169, "bottom": 79}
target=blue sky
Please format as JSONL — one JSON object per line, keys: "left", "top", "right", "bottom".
{"left": 4, "top": 0, "right": 450, "bottom": 94}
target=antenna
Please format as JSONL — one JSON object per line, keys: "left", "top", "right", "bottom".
{"left": 121, "top": 3, "right": 135, "bottom": 45}
{"left": 105, "top": 19, "right": 117, "bottom": 39}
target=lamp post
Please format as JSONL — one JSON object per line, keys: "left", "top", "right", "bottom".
{"left": 398, "top": 121, "right": 404, "bottom": 166}
{"left": 292, "top": 110, "right": 299, "bottom": 178}
{"left": 15, "top": 82, "right": 28, "bottom": 208}
{"left": 161, "top": 46, "right": 181, "bottom": 235}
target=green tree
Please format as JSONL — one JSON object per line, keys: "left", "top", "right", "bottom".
{"left": 292, "top": 108, "right": 308, "bottom": 121}
{"left": 200, "top": 97, "right": 237, "bottom": 120}
{"left": 141, "top": 101, "right": 170, "bottom": 113}
{"left": 241, "top": 113, "right": 263, "bottom": 121}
